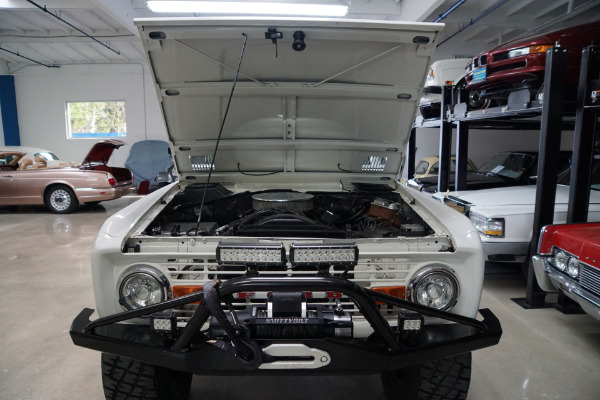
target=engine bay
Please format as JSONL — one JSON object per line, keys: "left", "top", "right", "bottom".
{"left": 143, "top": 183, "right": 433, "bottom": 239}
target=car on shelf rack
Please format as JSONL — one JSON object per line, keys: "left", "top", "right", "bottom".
{"left": 407, "top": 150, "right": 571, "bottom": 193}
{"left": 432, "top": 155, "right": 600, "bottom": 265}
{"left": 409, "top": 155, "right": 477, "bottom": 181}
{"left": 70, "top": 18, "right": 501, "bottom": 400}
{"left": 0, "top": 140, "right": 135, "bottom": 213}
{"left": 419, "top": 57, "right": 471, "bottom": 119}
{"left": 533, "top": 222, "right": 600, "bottom": 321}
{"left": 465, "top": 20, "right": 600, "bottom": 109}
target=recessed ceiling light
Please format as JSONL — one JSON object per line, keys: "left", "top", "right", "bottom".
{"left": 146, "top": 1, "right": 348, "bottom": 17}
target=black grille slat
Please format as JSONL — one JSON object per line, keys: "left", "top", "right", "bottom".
{"left": 493, "top": 51, "right": 509, "bottom": 62}
{"left": 580, "top": 264, "right": 600, "bottom": 296}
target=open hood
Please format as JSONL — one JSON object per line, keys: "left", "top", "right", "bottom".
{"left": 136, "top": 18, "right": 442, "bottom": 183}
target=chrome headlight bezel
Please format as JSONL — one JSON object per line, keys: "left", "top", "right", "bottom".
{"left": 117, "top": 265, "right": 171, "bottom": 311}
{"left": 469, "top": 212, "right": 505, "bottom": 238}
{"left": 507, "top": 46, "right": 530, "bottom": 58}
{"left": 567, "top": 257, "right": 580, "bottom": 278}
{"left": 407, "top": 265, "right": 460, "bottom": 311}
{"left": 553, "top": 249, "right": 568, "bottom": 271}
{"left": 550, "top": 247, "right": 581, "bottom": 280}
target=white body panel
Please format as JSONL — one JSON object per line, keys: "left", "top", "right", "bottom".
{"left": 434, "top": 185, "right": 600, "bottom": 261}
{"left": 419, "top": 58, "right": 470, "bottom": 108}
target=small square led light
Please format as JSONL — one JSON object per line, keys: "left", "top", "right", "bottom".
{"left": 397, "top": 312, "right": 424, "bottom": 334}
{"left": 150, "top": 311, "right": 177, "bottom": 334}
{"left": 216, "top": 243, "right": 286, "bottom": 267}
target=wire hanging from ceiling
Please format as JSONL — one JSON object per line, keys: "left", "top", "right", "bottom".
{"left": 0, "top": 46, "right": 59, "bottom": 68}
{"left": 25, "top": 0, "right": 121, "bottom": 55}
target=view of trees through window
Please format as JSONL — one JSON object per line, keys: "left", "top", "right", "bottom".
{"left": 67, "top": 101, "right": 126, "bottom": 138}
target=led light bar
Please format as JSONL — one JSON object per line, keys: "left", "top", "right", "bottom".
{"left": 289, "top": 243, "right": 358, "bottom": 267}
{"left": 216, "top": 243, "right": 286, "bottom": 266}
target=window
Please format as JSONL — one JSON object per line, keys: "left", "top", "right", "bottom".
{"left": 66, "top": 101, "right": 126, "bottom": 139}
{"left": 414, "top": 160, "right": 429, "bottom": 175}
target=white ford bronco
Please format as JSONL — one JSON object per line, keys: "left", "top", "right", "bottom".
{"left": 71, "top": 17, "right": 501, "bottom": 400}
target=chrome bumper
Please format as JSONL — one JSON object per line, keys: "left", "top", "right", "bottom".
{"left": 532, "top": 255, "right": 600, "bottom": 321}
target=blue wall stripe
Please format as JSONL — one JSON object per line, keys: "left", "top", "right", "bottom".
{"left": 0, "top": 75, "right": 20, "bottom": 146}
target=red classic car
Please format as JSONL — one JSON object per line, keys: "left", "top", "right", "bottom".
{"left": 0, "top": 140, "right": 136, "bottom": 213}
{"left": 465, "top": 21, "right": 600, "bottom": 108}
{"left": 532, "top": 222, "right": 600, "bottom": 321}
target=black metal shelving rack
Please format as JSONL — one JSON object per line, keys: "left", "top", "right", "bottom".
{"left": 409, "top": 45, "right": 600, "bottom": 309}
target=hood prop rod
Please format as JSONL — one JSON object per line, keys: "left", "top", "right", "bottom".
{"left": 188, "top": 33, "right": 248, "bottom": 236}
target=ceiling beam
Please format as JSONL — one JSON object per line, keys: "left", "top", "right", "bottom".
{"left": 4, "top": 10, "right": 49, "bottom": 33}
{"left": 59, "top": 9, "right": 94, "bottom": 34}
{"left": 15, "top": 42, "right": 57, "bottom": 64}
{"left": 91, "top": 0, "right": 139, "bottom": 38}
{"left": 534, "top": 0, "right": 568, "bottom": 20}
{"left": 506, "top": 0, "right": 536, "bottom": 16}
{"left": 86, "top": 42, "right": 112, "bottom": 62}
{"left": 460, "top": 25, "right": 491, "bottom": 42}
{"left": 86, "top": 9, "right": 117, "bottom": 33}
{"left": 399, "top": 0, "right": 447, "bottom": 22}
{"left": 62, "top": 42, "right": 94, "bottom": 62}
{"left": 0, "top": 18, "right": 26, "bottom": 33}
{"left": 0, "top": 0, "right": 94, "bottom": 9}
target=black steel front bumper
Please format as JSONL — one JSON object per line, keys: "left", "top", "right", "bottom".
{"left": 71, "top": 276, "right": 502, "bottom": 374}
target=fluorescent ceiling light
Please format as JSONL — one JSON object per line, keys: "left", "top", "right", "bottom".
{"left": 146, "top": 1, "right": 348, "bottom": 17}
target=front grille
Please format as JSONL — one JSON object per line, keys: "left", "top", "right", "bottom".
{"left": 164, "top": 258, "right": 413, "bottom": 323}
{"left": 480, "top": 54, "right": 488, "bottom": 66}
{"left": 488, "top": 61, "right": 527, "bottom": 75}
{"left": 493, "top": 51, "right": 510, "bottom": 62}
{"left": 580, "top": 264, "right": 600, "bottom": 297}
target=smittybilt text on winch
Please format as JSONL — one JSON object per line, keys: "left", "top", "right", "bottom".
{"left": 71, "top": 17, "right": 501, "bottom": 400}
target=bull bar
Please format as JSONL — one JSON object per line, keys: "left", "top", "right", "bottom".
{"left": 71, "top": 276, "right": 501, "bottom": 374}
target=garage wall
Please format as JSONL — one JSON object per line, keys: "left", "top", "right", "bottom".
{"left": 13, "top": 64, "right": 168, "bottom": 168}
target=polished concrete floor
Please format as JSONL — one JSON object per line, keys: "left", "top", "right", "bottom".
{"left": 1, "top": 196, "right": 599, "bottom": 400}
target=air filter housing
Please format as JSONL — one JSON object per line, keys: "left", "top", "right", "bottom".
{"left": 251, "top": 192, "right": 314, "bottom": 212}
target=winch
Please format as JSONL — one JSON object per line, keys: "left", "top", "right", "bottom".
{"left": 209, "top": 292, "right": 353, "bottom": 339}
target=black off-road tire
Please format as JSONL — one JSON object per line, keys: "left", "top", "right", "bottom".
{"left": 381, "top": 352, "right": 472, "bottom": 400}
{"left": 101, "top": 353, "right": 192, "bottom": 400}
{"left": 45, "top": 185, "right": 79, "bottom": 214}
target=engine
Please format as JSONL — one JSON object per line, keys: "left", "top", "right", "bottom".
{"left": 143, "top": 183, "right": 432, "bottom": 239}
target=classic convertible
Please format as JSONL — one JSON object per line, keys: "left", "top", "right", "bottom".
{"left": 0, "top": 140, "right": 136, "bottom": 213}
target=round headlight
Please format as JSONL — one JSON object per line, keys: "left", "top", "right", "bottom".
{"left": 118, "top": 268, "right": 169, "bottom": 310}
{"left": 567, "top": 258, "right": 580, "bottom": 278}
{"left": 408, "top": 267, "right": 460, "bottom": 311}
{"left": 554, "top": 250, "right": 568, "bottom": 271}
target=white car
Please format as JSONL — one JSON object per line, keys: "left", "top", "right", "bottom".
{"left": 70, "top": 18, "right": 500, "bottom": 400}
{"left": 419, "top": 58, "right": 471, "bottom": 119}
{"left": 433, "top": 158, "right": 600, "bottom": 264}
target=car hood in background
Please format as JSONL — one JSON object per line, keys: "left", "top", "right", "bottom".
{"left": 83, "top": 139, "right": 126, "bottom": 164}
{"left": 135, "top": 18, "right": 442, "bottom": 183}
{"left": 443, "top": 185, "right": 578, "bottom": 209}
{"left": 482, "top": 20, "right": 600, "bottom": 55}
{"left": 416, "top": 172, "right": 524, "bottom": 193}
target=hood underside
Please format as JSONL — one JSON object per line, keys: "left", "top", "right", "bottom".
{"left": 136, "top": 18, "right": 442, "bottom": 182}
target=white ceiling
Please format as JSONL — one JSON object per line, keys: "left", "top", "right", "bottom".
{"left": 0, "top": 0, "right": 599, "bottom": 73}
